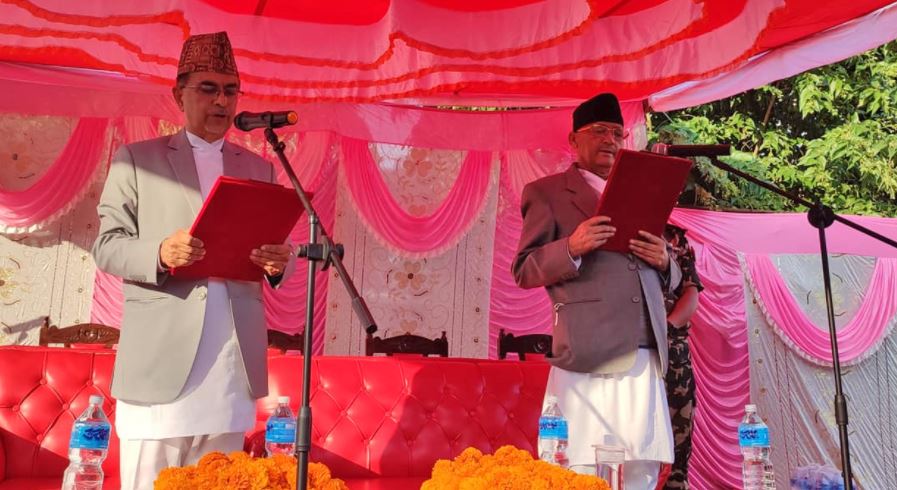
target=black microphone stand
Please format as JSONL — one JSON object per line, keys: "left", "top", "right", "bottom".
{"left": 261, "top": 127, "right": 378, "bottom": 490}
{"left": 704, "top": 155, "right": 897, "bottom": 490}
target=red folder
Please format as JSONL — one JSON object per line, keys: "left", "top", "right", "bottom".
{"left": 170, "top": 176, "right": 305, "bottom": 282}
{"left": 595, "top": 149, "right": 692, "bottom": 253}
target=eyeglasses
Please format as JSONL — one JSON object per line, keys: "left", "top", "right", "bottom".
{"left": 576, "top": 124, "right": 629, "bottom": 140}
{"left": 183, "top": 82, "right": 243, "bottom": 99}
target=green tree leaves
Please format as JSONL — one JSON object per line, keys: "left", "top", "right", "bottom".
{"left": 651, "top": 42, "right": 897, "bottom": 217}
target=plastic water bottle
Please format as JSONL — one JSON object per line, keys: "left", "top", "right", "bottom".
{"left": 739, "top": 404, "right": 775, "bottom": 489}
{"left": 538, "top": 395, "right": 569, "bottom": 468}
{"left": 62, "top": 395, "right": 110, "bottom": 490}
{"left": 265, "top": 396, "right": 297, "bottom": 457}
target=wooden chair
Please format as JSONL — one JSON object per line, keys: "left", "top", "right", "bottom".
{"left": 267, "top": 329, "right": 304, "bottom": 353}
{"left": 38, "top": 317, "right": 119, "bottom": 348}
{"left": 365, "top": 331, "right": 449, "bottom": 357}
{"left": 498, "top": 328, "right": 553, "bottom": 360}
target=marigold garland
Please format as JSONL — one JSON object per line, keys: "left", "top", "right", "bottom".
{"left": 422, "top": 445, "right": 611, "bottom": 490}
{"left": 153, "top": 451, "right": 348, "bottom": 490}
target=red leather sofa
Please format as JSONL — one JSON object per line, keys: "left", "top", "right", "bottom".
{"left": 0, "top": 346, "right": 550, "bottom": 489}
{"left": 0, "top": 346, "right": 120, "bottom": 490}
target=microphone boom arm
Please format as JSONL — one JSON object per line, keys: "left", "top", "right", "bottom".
{"left": 261, "top": 127, "right": 377, "bottom": 490}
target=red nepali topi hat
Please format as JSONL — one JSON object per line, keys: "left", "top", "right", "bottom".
{"left": 177, "top": 31, "right": 239, "bottom": 77}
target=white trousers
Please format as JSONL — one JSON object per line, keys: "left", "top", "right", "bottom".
{"left": 545, "top": 349, "right": 674, "bottom": 465}
{"left": 571, "top": 460, "right": 661, "bottom": 490}
{"left": 119, "top": 432, "right": 245, "bottom": 490}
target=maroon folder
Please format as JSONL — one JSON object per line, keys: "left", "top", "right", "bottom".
{"left": 170, "top": 176, "right": 305, "bottom": 281}
{"left": 595, "top": 149, "right": 692, "bottom": 253}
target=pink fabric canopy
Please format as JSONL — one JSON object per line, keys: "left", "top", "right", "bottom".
{"left": 1, "top": 0, "right": 895, "bottom": 109}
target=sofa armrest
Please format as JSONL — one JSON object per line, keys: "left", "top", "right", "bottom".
{"left": 0, "top": 432, "right": 5, "bottom": 481}
{"left": 244, "top": 430, "right": 266, "bottom": 458}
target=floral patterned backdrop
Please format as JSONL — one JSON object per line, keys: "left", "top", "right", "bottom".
{"left": 0, "top": 190, "right": 102, "bottom": 345}
{"left": 326, "top": 143, "right": 499, "bottom": 358}
{"left": 0, "top": 201, "right": 102, "bottom": 340}
{"left": 0, "top": 113, "right": 102, "bottom": 344}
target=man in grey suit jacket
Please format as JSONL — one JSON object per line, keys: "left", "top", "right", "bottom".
{"left": 513, "top": 93, "right": 681, "bottom": 490}
{"left": 92, "top": 32, "right": 293, "bottom": 489}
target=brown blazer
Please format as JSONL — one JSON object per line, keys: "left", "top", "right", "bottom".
{"left": 512, "top": 165, "right": 681, "bottom": 374}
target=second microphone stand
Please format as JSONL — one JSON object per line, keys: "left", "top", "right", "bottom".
{"left": 262, "top": 127, "right": 378, "bottom": 490}
{"left": 705, "top": 155, "right": 897, "bottom": 490}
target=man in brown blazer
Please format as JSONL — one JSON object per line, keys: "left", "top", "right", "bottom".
{"left": 513, "top": 93, "right": 681, "bottom": 490}
{"left": 92, "top": 32, "right": 293, "bottom": 489}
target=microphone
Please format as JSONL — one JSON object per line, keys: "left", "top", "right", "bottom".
{"left": 234, "top": 111, "right": 298, "bottom": 131}
{"left": 651, "top": 143, "right": 731, "bottom": 157}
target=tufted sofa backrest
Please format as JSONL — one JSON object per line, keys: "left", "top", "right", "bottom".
{"left": 0, "top": 346, "right": 119, "bottom": 480}
{"left": 0, "top": 347, "right": 550, "bottom": 483}
{"left": 259, "top": 355, "right": 550, "bottom": 478}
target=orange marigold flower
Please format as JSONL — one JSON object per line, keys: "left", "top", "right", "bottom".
{"left": 197, "top": 451, "right": 230, "bottom": 470}
{"left": 421, "top": 445, "right": 610, "bottom": 490}
{"left": 152, "top": 451, "right": 347, "bottom": 490}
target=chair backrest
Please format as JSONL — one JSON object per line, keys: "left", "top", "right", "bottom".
{"left": 498, "top": 328, "right": 553, "bottom": 360}
{"left": 267, "top": 329, "right": 304, "bottom": 353}
{"left": 365, "top": 331, "right": 449, "bottom": 357}
{"left": 38, "top": 317, "right": 119, "bottom": 348}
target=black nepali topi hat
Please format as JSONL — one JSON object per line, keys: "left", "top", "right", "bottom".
{"left": 572, "top": 93, "right": 624, "bottom": 131}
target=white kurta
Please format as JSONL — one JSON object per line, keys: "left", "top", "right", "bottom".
{"left": 544, "top": 350, "right": 673, "bottom": 466}
{"left": 115, "top": 132, "right": 256, "bottom": 440}
{"left": 545, "top": 167, "right": 674, "bottom": 467}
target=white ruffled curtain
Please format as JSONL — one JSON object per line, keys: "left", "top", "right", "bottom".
{"left": 743, "top": 254, "right": 897, "bottom": 490}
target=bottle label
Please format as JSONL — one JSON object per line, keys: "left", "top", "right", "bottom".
{"left": 738, "top": 425, "right": 769, "bottom": 446}
{"left": 538, "top": 417, "right": 569, "bottom": 439}
{"left": 70, "top": 422, "right": 110, "bottom": 450}
{"left": 266, "top": 419, "right": 297, "bottom": 444}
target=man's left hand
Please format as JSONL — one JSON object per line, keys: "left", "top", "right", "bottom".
{"left": 250, "top": 244, "right": 291, "bottom": 277}
{"left": 629, "top": 230, "right": 669, "bottom": 271}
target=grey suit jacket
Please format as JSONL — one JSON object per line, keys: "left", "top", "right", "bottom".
{"left": 92, "top": 130, "right": 289, "bottom": 404}
{"left": 512, "top": 165, "right": 681, "bottom": 375}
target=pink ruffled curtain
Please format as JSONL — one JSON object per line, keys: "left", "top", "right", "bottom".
{"left": 674, "top": 239, "right": 750, "bottom": 490}
{"left": 667, "top": 209, "right": 897, "bottom": 489}
{"left": 264, "top": 132, "right": 336, "bottom": 355}
{"left": 487, "top": 150, "right": 568, "bottom": 357}
{"left": 90, "top": 268, "right": 124, "bottom": 327}
{"left": 0, "top": 117, "right": 110, "bottom": 233}
{"left": 744, "top": 254, "right": 897, "bottom": 366}
{"left": 340, "top": 137, "right": 493, "bottom": 257}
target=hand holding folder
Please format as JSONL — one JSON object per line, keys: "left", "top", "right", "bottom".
{"left": 170, "top": 176, "right": 305, "bottom": 282}
{"left": 595, "top": 149, "right": 692, "bottom": 253}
